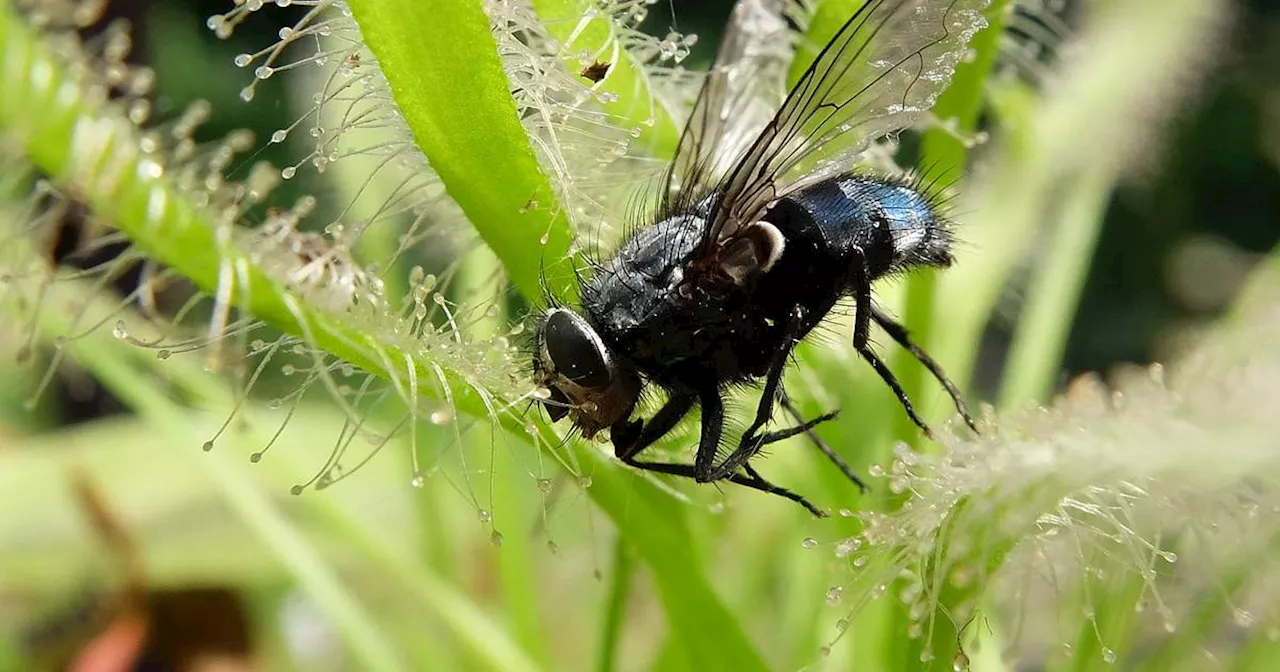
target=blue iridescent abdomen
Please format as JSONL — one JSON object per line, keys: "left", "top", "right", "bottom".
{"left": 769, "top": 175, "right": 954, "bottom": 279}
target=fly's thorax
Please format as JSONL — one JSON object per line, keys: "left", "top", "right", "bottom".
{"left": 580, "top": 213, "right": 706, "bottom": 335}
{"left": 578, "top": 211, "right": 769, "bottom": 380}
{"left": 533, "top": 308, "right": 640, "bottom": 437}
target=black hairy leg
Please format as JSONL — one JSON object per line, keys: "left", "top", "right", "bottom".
{"left": 750, "top": 407, "right": 841, "bottom": 450}
{"left": 612, "top": 387, "right": 832, "bottom": 516}
{"left": 620, "top": 454, "right": 827, "bottom": 517}
{"left": 869, "top": 306, "right": 978, "bottom": 433}
{"left": 706, "top": 306, "right": 809, "bottom": 481}
{"left": 779, "top": 392, "right": 867, "bottom": 492}
{"left": 849, "top": 247, "right": 933, "bottom": 438}
{"left": 691, "top": 386, "right": 727, "bottom": 479}
{"left": 612, "top": 391, "right": 696, "bottom": 461}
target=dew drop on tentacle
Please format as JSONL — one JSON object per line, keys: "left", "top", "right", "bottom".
{"left": 429, "top": 406, "right": 454, "bottom": 424}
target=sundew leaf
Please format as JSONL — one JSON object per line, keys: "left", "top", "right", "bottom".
{"left": 26, "top": 323, "right": 407, "bottom": 671}
{"left": 0, "top": 3, "right": 406, "bottom": 397}
{"left": 10, "top": 285, "right": 542, "bottom": 672}
{"left": 0, "top": 4, "right": 769, "bottom": 669}
{"left": 344, "top": 0, "right": 574, "bottom": 301}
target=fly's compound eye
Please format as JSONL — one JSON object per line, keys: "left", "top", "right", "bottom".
{"left": 541, "top": 309, "right": 612, "bottom": 389}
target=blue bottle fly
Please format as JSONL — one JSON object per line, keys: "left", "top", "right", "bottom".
{"left": 532, "top": 0, "right": 987, "bottom": 516}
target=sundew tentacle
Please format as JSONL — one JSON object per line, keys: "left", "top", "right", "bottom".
{"left": 497, "top": 0, "right": 702, "bottom": 245}
{"left": 0, "top": 0, "right": 545, "bottom": 513}
{"left": 208, "top": 0, "right": 703, "bottom": 282}
{"left": 813, "top": 267, "right": 1280, "bottom": 669}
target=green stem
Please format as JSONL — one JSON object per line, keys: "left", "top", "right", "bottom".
{"left": 596, "top": 538, "right": 635, "bottom": 672}
{"left": 998, "top": 168, "right": 1114, "bottom": 408}
{"left": 490, "top": 433, "right": 553, "bottom": 668}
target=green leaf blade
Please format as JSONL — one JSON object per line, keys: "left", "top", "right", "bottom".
{"left": 346, "top": 0, "right": 574, "bottom": 300}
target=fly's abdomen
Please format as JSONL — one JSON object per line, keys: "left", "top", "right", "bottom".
{"left": 773, "top": 175, "right": 954, "bottom": 278}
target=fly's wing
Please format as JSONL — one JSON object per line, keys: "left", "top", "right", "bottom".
{"left": 699, "top": 0, "right": 990, "bottom": 253}
{"left": 662, "top": 0, "right": 793, "bottom": 215}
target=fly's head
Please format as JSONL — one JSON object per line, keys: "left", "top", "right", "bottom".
{"left": 532, "top": 307, "right": 641, "bottom": 439}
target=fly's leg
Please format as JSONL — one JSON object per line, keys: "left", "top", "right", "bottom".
{"left": 741, "top": 464, "right": 826, "bottom": 517}
{"left": 621, "top": 457, "right": 826, "bottom": 517}
{"left": 707, "top": 306, "right": 807, "bottom": 481}
{"left": 779, "top": 393, "right": 867, "bottom": 492}
{"left": 617, "top": 389, "right": 825, "bottom": 516}
{"left": 850, "top": 248, "right": 933, "bottom": 438}
{"left": 869, "top": 306, "right": 978, "bottom": 433}
{"left": 751, "top": 408, "right": 840, "bottom": 447}
{"left": 611, "top": 391, "right": 696, "bottom": 462}
{"left": 689, "top": 387, "right": 726, "bottom": 482}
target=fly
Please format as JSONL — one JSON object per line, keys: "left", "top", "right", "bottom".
{"left": 532, "top": 0, "right": 987, "bottom": 516}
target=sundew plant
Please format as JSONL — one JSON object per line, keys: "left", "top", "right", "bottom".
{"left": 1, "top": 0, "right": 1276, "bottom": 670}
